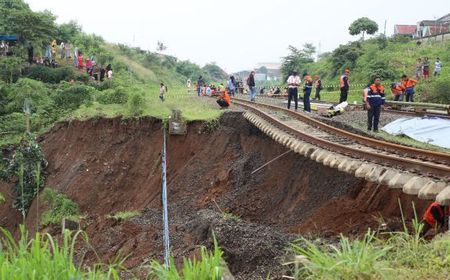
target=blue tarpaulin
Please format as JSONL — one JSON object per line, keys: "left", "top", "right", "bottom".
{"left": 382, "top": 117, "right": 450, "bottom": 149}
{"left": 0, "top": 35, "right": 18, "bottom": 41}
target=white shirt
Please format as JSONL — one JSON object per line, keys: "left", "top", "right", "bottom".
{"left": 435, "top": 61, "right": 442, "bottom": 71}
{"left": 287, "top": 75, "right": 301, "bottom": 88}
{"left": 107, "top": 70, "right": 113, "bottom": 79}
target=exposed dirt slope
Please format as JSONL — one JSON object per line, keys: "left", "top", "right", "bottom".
{"left": 0, "top": 112, "right": 429, "bottom": 279}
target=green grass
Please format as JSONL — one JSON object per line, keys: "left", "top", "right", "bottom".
{"left": 0, "top": 226, "right": 122, "bottom": 279}
{"left": 107, "top": 211, "right": 141, "bottom": 222}
{"left": 41, "top": 188, "right": 81, "bottom": 226}
{"left": 70, "top": 90, "right": 222, "bottom": 122}
{"left": 149, "top": 238, "right": 223, "bottom": 280}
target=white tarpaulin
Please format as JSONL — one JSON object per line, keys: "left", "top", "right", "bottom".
{"left": 382, "top": 117, "right": 450, "bottom": 149}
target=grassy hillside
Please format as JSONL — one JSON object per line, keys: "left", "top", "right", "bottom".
{"left": 0, "top": 1, "right": 226, "bottom": 148}
{"left": 285, "top": 37, "right": 450, "bottom": 104}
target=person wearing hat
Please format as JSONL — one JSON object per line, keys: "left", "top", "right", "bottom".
{"left": 339, "top": 68, "right": 350, "bottom": 103}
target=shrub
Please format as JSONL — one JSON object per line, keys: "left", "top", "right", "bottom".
{"left": 128, "top": 92, "right": 144, "bottom": 116}
{"left": 428, "top": 78, "right": 450, "bottom": 103}
{"left": 0, "top": 112, "right": 26, "bottom": 134}
{"left": 96, "top": 87, "right": 128, "bottom": 104}
{"left": 53, "top": 83, "right": 94, "bottom": 110}
{"left": 41, "top": 188, "right": 80, "bottom": 226}
{"left": 26, "top": 65, "right": 78, "bottom": 84}
{"left": 6, "top": 78, "right": 52, "bottom": 114}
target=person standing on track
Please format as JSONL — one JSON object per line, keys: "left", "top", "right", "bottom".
{"left": 247, "top": 71, "right": 256, "bottom": 101}
{"left": 339, "top": 68, "right": 350, "bottom": 103}
{"left": 364, "top": 77, "right": 385, "bottom": 132}
{"left": 401, "top": 74, "right": 417, "bottom": 102}
{"left": 286, "top": 71, "right": 301, "bottom": 110}
{"left": 227, "top": 75, "right": 236, "bottom": 97}
{"left": 303, "top": 73, "right": 313, "bottom": 112}
{"left": 314, "top": 75, "right": 322, "bottom": 101}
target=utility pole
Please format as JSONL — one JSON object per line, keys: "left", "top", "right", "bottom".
{"left": 317, "top": 41, "right": 321, "bottom": 61}
{"left": 384, "top": 20, "right": 387, "bottom": 36}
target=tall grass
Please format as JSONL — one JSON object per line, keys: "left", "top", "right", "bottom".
{"left": 148, "top": 238, "right": 223, "bottom": 280}
{"left": 290, "top": 229, "right": 392, "bottom": 280}
{"left": 0, "top": 225, "right": 121, "bottom": 279}
{"left": 289, "top": 204, "right": 450, "bottom": 280}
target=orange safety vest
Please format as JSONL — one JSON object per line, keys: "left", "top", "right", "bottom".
{"left": 391, "top": 84, "right": 404, "bottom": 95}
{"left": 223, "top": 91, "right": 231, "bottom": 105}
{"left": 402, "top": 78, "right": 417, "bottom": 89}
{"left": 340, "top": 74, "right": 349, "bottom": 88}
{"left": 423, "top": 202, "right": 448, "bottom": 226}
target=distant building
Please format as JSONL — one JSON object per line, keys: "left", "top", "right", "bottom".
{"left": 255, "top": 62, "right": 281, "bottom": 81}
{"left": 417, "top": 13, "right": 450, "bottom": 37}
{"left": 254, "top": 73, "right": 267, "bottom": 81}
{"left": 394, "top": 25, "right": 417, "bottom": 37}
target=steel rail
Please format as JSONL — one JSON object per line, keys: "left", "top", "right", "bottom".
{"left": 234, "top": 99, "right": 450, "bottom": 179}
{"left": 234, "top": 97, "right": 450, "bottom": 166}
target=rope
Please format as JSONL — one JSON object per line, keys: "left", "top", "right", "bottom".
{"left": 161, "top": 126, "right": 170, "bottom": 267}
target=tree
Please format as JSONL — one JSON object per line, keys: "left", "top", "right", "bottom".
{"left": 330, "top": 43, "right": 362, "bottom": 76}
{"left": 57, "top": 21, "right": 82, "bottom": 43}
{"left": 202, "top": 63, "right": 228, "bottom": 81}
{"left": 348, "top": 17, "right": 378, "bottom": 40}
{"left": 257, "top": 66, "right": 268, "bottom": 74}
{"left": 281, "top": 44, "right": 315, "bottom": 81}
{"left": 0, "top": 0, "right": 57, "bottom": 46}
{"left": 157, "top": 41, "right": 167, "bottom": 52}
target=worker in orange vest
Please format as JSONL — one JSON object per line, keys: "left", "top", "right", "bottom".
{"left": 363, "top": 77, "right": 385, "bottom": 132}
{"left": 339, "top": 68, "right": 350, "bottom": 103}
{"left": 401, "top": 75, "right": 417, "bottom": 102}
{"left": 390, "top": 82, "right": 405, "bottom": 101}
{"left": 421, "top": 201, "right": 449, "bottom": 237}
{"left": 303, "top": 74, "right": 313, "bottom": 112}
{"left": 217, "top": 90, "right": 231, "bottom": 109}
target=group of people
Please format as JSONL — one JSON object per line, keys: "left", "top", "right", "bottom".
{"left": 415, "top": 57, "right": 442, "bottom": 80}
{"left": 284, "top": 71, "right": 323, "bottom": 112}
{"left": 26, "top": 40, "right": 113, "bottom": 82}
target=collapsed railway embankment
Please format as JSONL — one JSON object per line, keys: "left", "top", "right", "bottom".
{"left": 0, "top": 112, "right": 430, "bottom": 279}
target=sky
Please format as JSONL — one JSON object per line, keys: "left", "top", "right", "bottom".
{"left": 26, "top": 0, "right": 449, "bottom": 73}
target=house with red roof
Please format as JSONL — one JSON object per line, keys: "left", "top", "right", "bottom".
{"left": 394, "top": 25, "right": 417, "bottom": 37}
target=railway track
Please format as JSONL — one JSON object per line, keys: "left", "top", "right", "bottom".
{"left": 233, "top": 98, "right": 450, "bottom": 181}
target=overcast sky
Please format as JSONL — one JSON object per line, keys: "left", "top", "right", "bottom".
{"left": 26, "top": 0, "right": 449, "bottom": 73}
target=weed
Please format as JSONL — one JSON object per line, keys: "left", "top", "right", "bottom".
{"left": 148, "top": 237, "right": 223, "bottom": 280}
{"left": 128, "top": 93, "right": 145, "bottom": 116}
{"left": 222, "top": 212, "right": 241, "bottom": 222}
{"left": 201, "top": 118, "right": 220, "bottom": 134}
{"left": 107, "top": 211, "right": 141, "bottom": 222}
{"left": 40, "top": 188, "right": 81, "bottom": 226}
